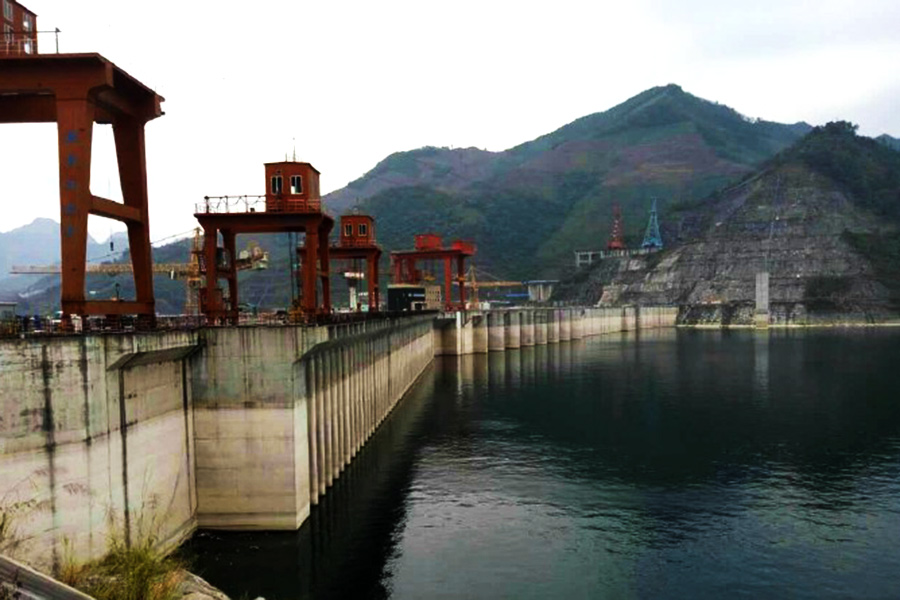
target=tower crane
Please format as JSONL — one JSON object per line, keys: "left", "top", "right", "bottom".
{"left": 9, "top": 229, "right": 269, "bottom": 315}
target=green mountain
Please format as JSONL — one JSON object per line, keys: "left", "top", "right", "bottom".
{"left": 562, "top": 122, "right": 900, "bottom": 320}
{"left": 326, "top": 84, "right": 811, "bottom": 279}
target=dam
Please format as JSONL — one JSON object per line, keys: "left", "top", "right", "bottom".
{"left": 0, "top": 306, "right": 675, "bottom": 573}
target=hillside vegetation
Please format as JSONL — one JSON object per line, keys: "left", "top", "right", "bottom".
{"left": 563, "top": 122, "right": 900, "bottom": 319}
{"left": 335, "top": 84, "right": 811, "bottom": 280}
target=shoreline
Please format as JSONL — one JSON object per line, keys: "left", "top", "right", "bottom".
{"left": 676, "top": 321, "right": 900, "bottom": 329}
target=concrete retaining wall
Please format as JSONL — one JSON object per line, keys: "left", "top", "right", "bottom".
{"left": 0, "top": 331, "right": 200, "bottom": 573}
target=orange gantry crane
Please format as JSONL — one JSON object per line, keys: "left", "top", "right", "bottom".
{"left": 9, "top": 229, "right": 269, "bottom": 315}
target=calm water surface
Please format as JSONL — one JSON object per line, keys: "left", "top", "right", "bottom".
{"left": 182, "top": 329, "right": 900, "bottom": 599}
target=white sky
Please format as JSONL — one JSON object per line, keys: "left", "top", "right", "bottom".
{"left": 1, "top": 0, "right": 899, "bottom": 241}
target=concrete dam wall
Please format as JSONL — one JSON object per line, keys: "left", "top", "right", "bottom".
{"left": 0, "top": 307, "right": 675, "bottom": 572}
{"left": 0, "top": 331, "right": 203, "bottom": 574}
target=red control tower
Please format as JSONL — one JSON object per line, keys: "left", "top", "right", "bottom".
{"left": 330, "top": 213, "right": 382, "bottom": 311}
{"left": 1, "top": 0, "right": 38, "bottom": 56}
{"left": 195, "top": 161, "right": 333, "bottom": 324}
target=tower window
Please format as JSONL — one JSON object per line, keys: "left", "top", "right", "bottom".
{"left": 344, "top": 224, "right": 353, "bottom": 237}
{"left": 23, "top": 38, "right": 31, "bottom": 53}
{"left": 358, "top": 223, "right": 368, "bottom": 237}
{"left": 290, "top": 175, "right": 302, "bottom": 194}
{"left": 271, "top": 175, "right": 283, "bottom": 194}
{"left": 3, "top": 1, "right": 13, "bottom": 21}
{"left": 22, "top": 14, "right": 31, "bottom": 30}
{"left": 3, "top": 24, "right": 11, "bottom": 44}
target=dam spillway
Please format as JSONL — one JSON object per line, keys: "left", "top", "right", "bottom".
{"left": 0, "top": 306, "right": 676, "bottom": 571}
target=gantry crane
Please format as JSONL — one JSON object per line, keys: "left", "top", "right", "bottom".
{"left": 9, "top": 229, "right": 269, "bottom": 315}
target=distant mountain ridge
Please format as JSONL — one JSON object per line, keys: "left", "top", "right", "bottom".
{"left": 325, "top": 84, "right": 813, "bottom": 278}
{"left": 0, "top": 219, "right": 128, "bottom": 303}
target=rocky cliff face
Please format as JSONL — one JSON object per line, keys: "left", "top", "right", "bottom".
{"left": 563, "top": 125, "right": 900, "bottom": 324}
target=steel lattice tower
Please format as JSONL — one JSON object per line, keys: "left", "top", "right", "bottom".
{"left": 607, "top": 203, "right": 626, "bottom": 250}
{"left": 642, "top": 199, "right": 663, "bottom": 250}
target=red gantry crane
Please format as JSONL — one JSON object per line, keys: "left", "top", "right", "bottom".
{"left": 194, "top": 161, "right": 333, "bottom": 324}
{"left": 390, "top": 234, "right": 476, "bottom": 311}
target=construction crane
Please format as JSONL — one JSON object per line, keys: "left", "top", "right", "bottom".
{"left": 453, "top": 266, "right": 523, "bottom": 306}
{"left": 9, "top": 229, "right": 269, "bottom": 315}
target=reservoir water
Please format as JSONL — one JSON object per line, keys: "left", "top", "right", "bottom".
{"left": 182, "top": 329, "right": 900, "bottom": 599}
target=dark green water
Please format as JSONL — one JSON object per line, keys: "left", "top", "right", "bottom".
{"left": 182, "top": 329, "right": 900, "bottom": 599}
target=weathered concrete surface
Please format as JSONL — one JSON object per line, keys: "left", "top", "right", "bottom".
{"left": 504, "top": 312, "right": 521, "bottom": 349}
{"left": 0, "top": 331, "right": 200, "bottom": 573}
{"left": 191, "top": 326, "right": 326, "bottom": 531}
{"left": 488, "top": 312, "right": 505, "bottom": 351}
{"left": 299, "top": 318, "right": 434, "bottom": 507}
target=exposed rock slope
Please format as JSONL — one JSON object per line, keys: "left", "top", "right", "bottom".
{"left": 568, "top": 123, "right": 900, "bottom": 323}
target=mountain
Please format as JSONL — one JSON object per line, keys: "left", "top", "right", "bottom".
{"left": 877, "top": 134, "right": 900, "bottom": 151}
{"left": 325, "top": 84, "right": 811, "bottom": 279}
{"left": 325, "top": 146, "right": 499, "bottom": 215}
{"left": 561, "top": 122, "right": 900, "bottom": 322}
{"left": 0, "top": 219, "right": 129, "bottom": 307}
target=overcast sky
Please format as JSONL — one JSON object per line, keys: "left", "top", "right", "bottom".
{"left": 1, "top": 0, "right": 898, "bottom": 242}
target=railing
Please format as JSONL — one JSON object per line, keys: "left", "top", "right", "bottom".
{"left": 0, "top": 311, "right": 437, "bottom": 338}
{"left": 195, "top": 195, "right": 267, "bottom": 214}
{"left": 336, "top": 237, "right": 378, "bottom": 249}
{"left": 0, "top": 29, "right": 61, "bottom": 55}
{"left": 195, "top": 195, "right": 323, "bottom": 215}
{"left": 267, "top": 197, "right": 322, "bottom": 213}
{"left": 0, "top": 554, "right": 94, "bottom": 600}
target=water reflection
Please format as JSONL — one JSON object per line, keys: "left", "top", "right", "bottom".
{"left": 184, "top": 330, "right": 900, "bottom": 600}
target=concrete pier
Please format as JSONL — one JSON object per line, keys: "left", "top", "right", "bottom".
{"left": 504, "top": 312, "right": 521, "bottom": 349}
{"left": 559, "top": 309, "right": 572, "bottom": 342}
{"left": 534, "top": 310, "right": 548, "bottom": 345}
{"left": 549, "top": 310, "right": 560, "bottom": 343}
{"left": 488, "top": 312, "right": 505, "bottom": 351}
{"left": 298, "top": 318, "right": 433, "bottom": 507}
{"left": 521, "top": 311, "right": 535, "bottom": 347}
